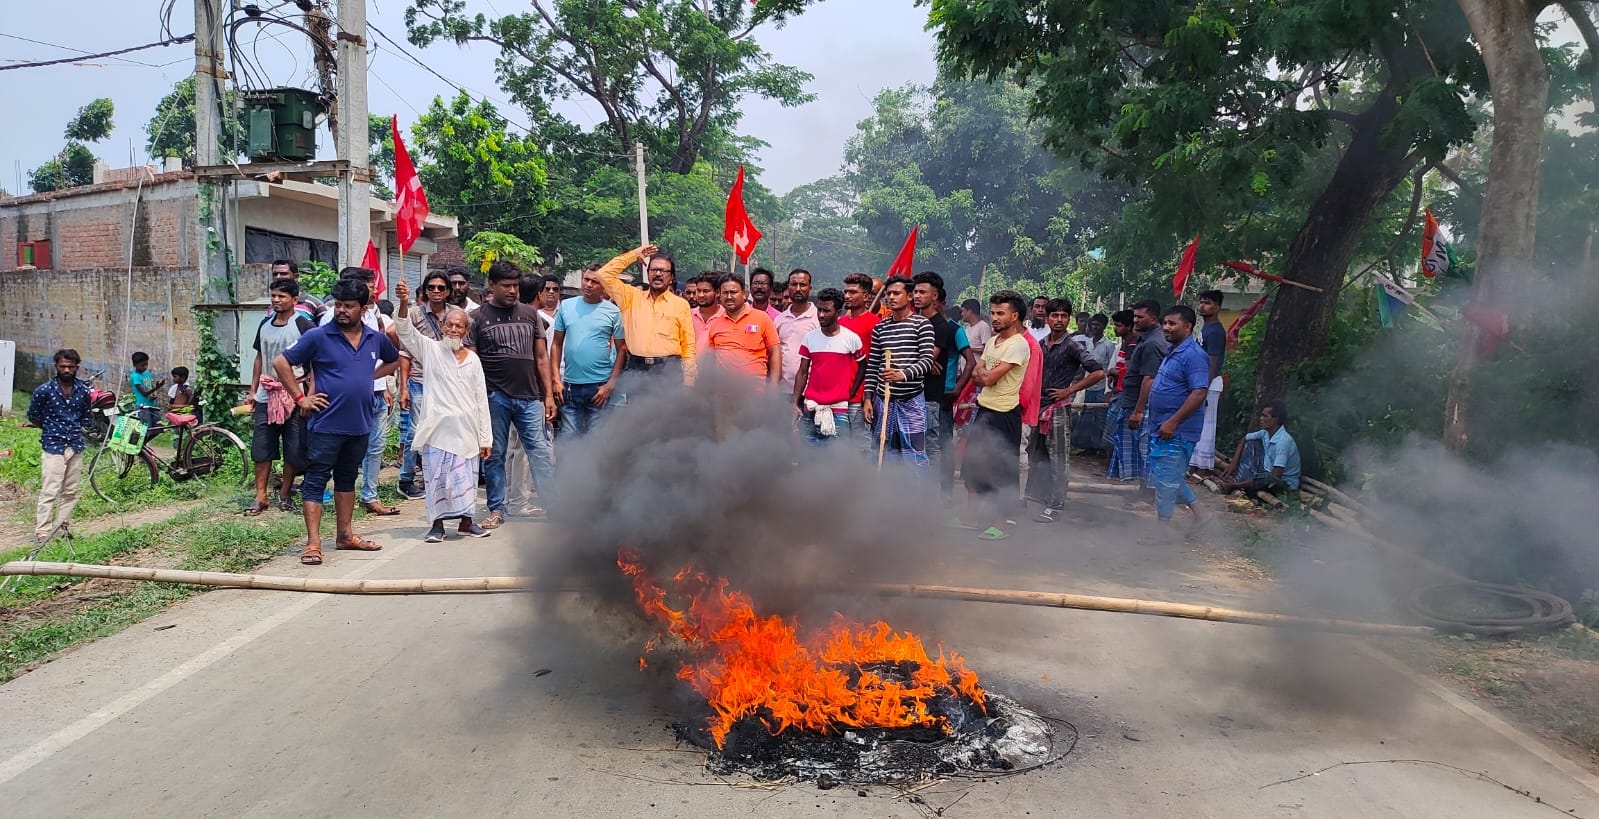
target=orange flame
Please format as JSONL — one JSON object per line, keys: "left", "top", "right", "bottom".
{"left": 618, "top": 548, "right": 987, "bottom": 748}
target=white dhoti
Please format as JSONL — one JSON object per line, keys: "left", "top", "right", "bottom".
{"left": 1189, "top": 376, "right": 1224, "bottom": 469}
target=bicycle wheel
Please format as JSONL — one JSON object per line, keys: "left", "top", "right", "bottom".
{"left": 182, "top": 426, "right": 250, "bottom": 484}
{"left": 88, "top": 444, "right": 158, "bottom": 503}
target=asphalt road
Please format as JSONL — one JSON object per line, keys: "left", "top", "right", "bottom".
{"left": 2, "top": 493, "right": 1597, "bottom": 819}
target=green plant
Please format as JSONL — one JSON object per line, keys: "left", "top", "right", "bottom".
{"left": 464, "top": 231, "right": 542, "bottom": 272}
{"left": 194, "top": 311, "right": 247, "bottom": 435}
{"left": 298, "top": 260, "right": 337, "bottom": 299}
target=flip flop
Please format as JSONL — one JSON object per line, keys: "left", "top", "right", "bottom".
{"left": 943, "top": 518, "right": 980, "bottom": 531}
{"left": 362, "top": 503, "right": 401, "bottom": 516}
{"left": 300, "top": 544, "right": 323, "bottom": 565}
{"left": 978, "top": 526, "right": 1010, "bottom": 541}
{"left": 243, "top": 500, "right": 265, "bottom": 517}
{"left": 335, "top": 536, "right": 383, "bottom": 552}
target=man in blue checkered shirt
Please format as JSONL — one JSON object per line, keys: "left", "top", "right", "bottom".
{"left": 24, "top": 349, "right": 94, "bottom": 544}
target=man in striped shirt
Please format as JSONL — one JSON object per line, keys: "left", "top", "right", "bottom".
{"left": 861, "top": 277, "right": 936, "bottom": 470}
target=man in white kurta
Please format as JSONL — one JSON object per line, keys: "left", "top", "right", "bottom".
{"left": 395, "top": 281, "right": 494, "bottom": 542}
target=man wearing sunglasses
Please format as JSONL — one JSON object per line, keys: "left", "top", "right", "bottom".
{"left": 593, "top": 244, "right": 696, "bottom": 392}
{"left": 398, "top": 270, "right": 472, "bottom": 499}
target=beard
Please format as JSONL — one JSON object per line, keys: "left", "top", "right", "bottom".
{"left": 441, "top": 336, "right": 465, "bottom": 352}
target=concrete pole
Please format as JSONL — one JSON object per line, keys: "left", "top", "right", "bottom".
{"left": 336, "top": 0, "right": 371, "bottom": 274}
{"left": 635, "top": 142, "right": 650, "bottom": 248}
{"left": 193, "top": 0, "right": 228, "bottom": 304}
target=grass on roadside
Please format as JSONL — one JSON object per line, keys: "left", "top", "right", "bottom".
{"left": 1, "top": 392, "right": 254, "bottom": 526}
{"left": 1, "top": 509, "right": 316, "bottom": 682}
{"left": 1433, "top": 630, "right": 1599, "bottom": 760}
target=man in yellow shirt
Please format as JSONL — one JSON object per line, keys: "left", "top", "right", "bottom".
{"left": 593, "top": 244, "right": 696, "bottom": 392}
{"left": 956, "top": 290, "right": 1032, "bottom": 541}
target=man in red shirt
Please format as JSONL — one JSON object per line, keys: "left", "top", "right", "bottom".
{"left": 792, "top": 288, "right": 867, "bottom": 445}
{"left": 838, "top": 272, "right": 881, "bottom": 455}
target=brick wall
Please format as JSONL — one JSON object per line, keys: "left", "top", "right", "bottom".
{"left": 0, "top": 174, "right": 195, "bottom": 272}
{"left": 0, "top": 267, "right": 205, "bottom": 392}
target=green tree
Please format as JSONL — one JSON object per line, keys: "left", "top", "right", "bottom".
{"left": 769, "top": 176, "right": 883, "bottom": 285}
{"left": 405, "top": 0, "right": 812, "bottom": 173}
{"left": 409, "top": 92, "right": 551, "bottom": 240}
{"left": 916, "top": 0, "right": 1494, "bottom": 413}
{"left": 145, "top": 79, "right": 247, "bottom": 162}
{"left": 65, "top": 98, "right": 115, "bottom": 142}
{"left": 29, "top": 99, "right": 116, "bottom": 192}
{"left": 368, "top": 114, "right": 397, "bottom": 201}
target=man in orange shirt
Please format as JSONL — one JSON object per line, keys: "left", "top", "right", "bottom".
{"left": 593, "top": 244, "right": 696, "bottom": 391}
{"left": 705, "top": 273, "right": 781, "bottom": 384}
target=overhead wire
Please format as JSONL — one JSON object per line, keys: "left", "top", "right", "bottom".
{"left": 0, "top": 33, "right": 194, "bottom": 72}
{"left": 0, "top": 31, "right": 166, "bottom": 68}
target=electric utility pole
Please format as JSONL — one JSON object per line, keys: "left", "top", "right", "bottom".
{"left": 635, "top": 142, "right": 650, "bottom": 249}
{"left": 193, "top": 0, "right": 227, "bottom": 302}
{"left": 335, "top": 0, "right": 371, "bottom": 274}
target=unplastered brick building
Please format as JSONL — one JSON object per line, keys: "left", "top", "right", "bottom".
{"left": 0, "top": 168, "right": 456, "bottom": 394}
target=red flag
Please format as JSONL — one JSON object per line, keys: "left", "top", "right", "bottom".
{"left": 1221, "top": 260, "right": 1285, "bottom": 285}
{"left": 361, "top": 240, "right": 384, "bottom": 297}
{"left": 1225, "top": 290, "right": 1270, "bottom": 350}
{"left": 391, "top": 115, "right": 430, "bottom": 255}
{"left": 1171, "top": 234, "right": 1200, "bottom": 300}
{"left": 885, "top": 225, "right": 919, "bottom": 280}
{"left": 723, "top": 165, "right": 762, "bottom": 264}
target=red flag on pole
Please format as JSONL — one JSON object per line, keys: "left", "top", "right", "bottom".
{"left": 1225, "top": 290, "right": 1270, "bottom": 350}
{"left": 391, "top": 115, "right": 430, "bottom": 255}
{"left": 1171, "top": 234, "right": 1200, "bottom": 300}
{"left": 886, "top": 225, "right": 919, "bottom": 279}
{"left": 361, "top": 240, "right": 384, "bottom": 297}
{"left": 723, "top": 165, "right": 762, "bottom": 264}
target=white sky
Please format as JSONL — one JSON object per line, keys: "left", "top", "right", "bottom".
{"left": 0, "top": 0, "right": 938, "bottom": 195}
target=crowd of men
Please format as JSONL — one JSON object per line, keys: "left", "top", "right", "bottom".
{"left": 22, "top": 247, "right": 1302, "bottom": 556}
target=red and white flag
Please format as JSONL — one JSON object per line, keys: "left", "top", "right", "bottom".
{"left": 724, "top": 165, "right": 762, "bottom": 265}
{"left": 391, "top": 115, "right": 430, "bottom": 255}
{"left": 886, "top": 225, "right": 919, "bottom": 280}
{"left": 1171, "top": 234, "right": 1200, "bottom": 300}
{"left": 361, "top": 240, "right": 384, "bottom": 297}
{"left": 1225, "top": 291, "right": 1270, "bottom": 350}
{"left": 1419, "top": 208, "right": 1452, "bottom": 278}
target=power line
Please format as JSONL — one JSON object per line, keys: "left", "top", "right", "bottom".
{"left": 0, "top": 31, "right": 166, "bottom": 68}
{"left": 0, "top": 33, "right": 194, "bottom": 72}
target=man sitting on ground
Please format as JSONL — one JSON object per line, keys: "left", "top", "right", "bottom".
{"left": 1219, "top": 400, "right": 1301, "bottom": 499}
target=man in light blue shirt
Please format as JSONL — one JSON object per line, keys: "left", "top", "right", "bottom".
{"left": 1221, "top": 399, "right": 1302, "bottom": 496}
{"left": 551, "top": 267, "right": 628, "bottom": 436}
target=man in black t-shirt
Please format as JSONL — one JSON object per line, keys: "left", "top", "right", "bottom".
{"left": 913, "top": 273, "right": 962, "bottom": 499}
{"left": 1189, "top": 290, "right": 1228, "bottom": 473}
{"left": 468, "top": 261, "right": 557, "bottom": 528}
{"left": 1028, "top": 298, "right": 1105, "bottom": 522}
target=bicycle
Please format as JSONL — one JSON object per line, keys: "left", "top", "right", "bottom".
{"left": 86, "top": 389, "right": 249, "bottom": 503}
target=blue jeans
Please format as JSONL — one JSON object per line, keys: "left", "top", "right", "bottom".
{"left": 799, "top": 406, "right": 852, "bottom": 445}
{"left": 558, "top": 382, "right": 607, "bottom": 437}
{"left": 486, "top": 390, "right": 556, "bottom": 514}
{"left": 359, "top": 392, "right": 389, "bottom": 503}
{"left": 1148, "top": 436, "right": 1198, "bottom": 520}
{"left": 398, "top": 378, "right": 424, "bottom": 486}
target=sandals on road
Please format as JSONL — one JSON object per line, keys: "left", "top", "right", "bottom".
{"left": 335, "top": 535, "right": 383, "bottom": 552}
{"left": 362, "top": 502, "right": 401, "bottom": 516}
{"left": 300, "top": 544, "right": 323, "bottom": 565}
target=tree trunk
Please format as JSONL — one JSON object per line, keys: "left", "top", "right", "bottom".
{"left": 1441, "top": 0, "right": 1550, "bottom": 451}
{"left": 1251, "top": 74, "right": 1422, "bottom": 413}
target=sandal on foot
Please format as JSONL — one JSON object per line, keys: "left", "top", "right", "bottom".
{"left": 300, "top": 544, "right": 323, "bottom": 565}
{"left": 943, "top": 517, "right": 980, "bottom": 531}
{"left": 243, "top": 500, "right": 265, "bottom": 517}
{"left": 335, "top": 536, "right": 383, "bottom": 552}
{"left": 458, "top": 523, "right": 490, "bottom": 538}
{"left": 425, "top": 526, "right": 446, "bottom": 543}
{"left": 276, "top": 496, "right": 298, "bottom": 513}
{"left": 361, "top": 502, "right": 401, "bottom": 516}
{"left": 978, "top": 526, "right": 1010, "bottom": 541}
{"left": 480, "top": 512, "right": 505, "bottom": 529}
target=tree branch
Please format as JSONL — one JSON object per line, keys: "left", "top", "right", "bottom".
{"left": 1559, "top": 0, "right": 1599, "bottom": 106}
{"left": 1429, "top": 159, "right": 1484, "bottom": 202}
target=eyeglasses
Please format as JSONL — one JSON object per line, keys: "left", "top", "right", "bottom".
{"left": 647, "top": 267, "right": 672, "bottom": 274}
{"left": 425, "top": 284, "right": 450, "bottom": 291}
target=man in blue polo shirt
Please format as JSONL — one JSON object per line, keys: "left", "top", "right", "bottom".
{"left": 1145, "top": 305, "right": 1212, "bottom": 526}
{"left": 550, "top": 265, "right": 627, "bottom": 437}
{"left": 275, "top": 278, "right": 401, "bottom": 566}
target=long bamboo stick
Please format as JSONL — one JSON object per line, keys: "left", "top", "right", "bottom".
{"left": 0, "top": 562, "right": 1436, "bottom": 637}
{"left": 853, "top": 582, "right": 1435, "bottom": 637}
